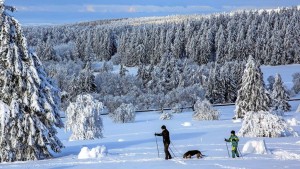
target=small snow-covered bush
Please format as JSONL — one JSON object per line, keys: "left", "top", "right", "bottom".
{"left": 78, "top": 146, "right": 107, "bottom": 159}
{"left": 238, "top": 111, "right": 297, "bottom": 138}
{"left": 66, "top": 94, "right": 104, "bottom": 141}
{"left": 110, "top": 103, "right": 135, "bottom": 123}
{"left": 287, "top": 118, "right": 299, "bottom": 126}
{"left": 193, "top": 100, "right": 220, "bottom": 120}
{"left": 160, "top": 112, "right": 173, "bottom": 120}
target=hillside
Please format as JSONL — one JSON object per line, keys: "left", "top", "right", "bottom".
{"left": 0, "top": 64, "right": 299, "bottom": 169}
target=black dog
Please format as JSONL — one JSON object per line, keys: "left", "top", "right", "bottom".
{"left": 183, "top": 150, "right": 203, "bottom": 159}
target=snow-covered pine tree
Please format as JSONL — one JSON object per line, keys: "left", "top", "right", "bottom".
{"left": 110, "top": 103, "right": 135, "bottom": 123}
{"left": 205, "top": 64, "right": 226, "bottom": 104}
{"left": 267, "top": 75, "right": 275, "bottom": 91}
{"left": 0, "top": 2, "right": 63, "bottom": 162}
{"left": 234, "top": 56, "right": 271, "bottom": 118}
{"left": 43, "top": 36, "right": 57, "bottom": 61}
{"left": 193, "top": 99, "right": 220, "bottom": 120}
{"left": 65, "top": 94, "right": 104, "bottom": 141}
{"left": 221, "top": 62, "right": 238, "bottom": 103}
{"left": 292, "top": 72, "right": 300, "bottom": 94}
{"left": 137, "top": 65, "right": 152, "bottom": 88}
{"left": 271, "top": 74, "right": 291, "bottom": 114}
{"left": 119, "top": 64, "right": 128, "bottom": 77}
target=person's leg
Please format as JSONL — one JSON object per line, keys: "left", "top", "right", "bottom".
{"left": 231, "top": 147, "right": 236, "bottom": 158}
{"left": 235, "top": 148, "right": 239, "bottom": 157}
{"left": 164, "top": 143, "right": 172, "bottom": 159}
{"left": 164, "top": 144, "right": 168, "bottom": 159}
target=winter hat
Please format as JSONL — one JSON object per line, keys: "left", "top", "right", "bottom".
{"left": 231, "top": 130, "right": 235, "bottom": 134}
{"left": 161, "top": 125, "right": 166, "bottom": 129}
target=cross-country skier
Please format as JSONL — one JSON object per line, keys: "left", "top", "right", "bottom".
{"left": 155, "top": 125, "right": 172, "bottom": 160}
{"left": 225, "top": 130, "right": 240, "bottom": 158}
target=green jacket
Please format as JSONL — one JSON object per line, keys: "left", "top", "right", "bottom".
{"left": 226, "top": 135, "right": 239, "bottom": 147}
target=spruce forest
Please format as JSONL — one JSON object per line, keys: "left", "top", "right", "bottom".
{"left": 22, "top": 7, "right": 300, "bottom": 112}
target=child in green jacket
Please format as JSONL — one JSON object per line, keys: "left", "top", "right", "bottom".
{"left": 225, "top": 130, "right": 240, "bottom": 158}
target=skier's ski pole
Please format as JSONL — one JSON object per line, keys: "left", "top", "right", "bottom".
{"left": 225, "top": 141, "right": 230, "bottom": 158}
{"left": 169, "top": 146, "right": 176, "bottom": 158}
{"left": 155, "top": 136, "right": 160, "bottom": 158}
{"left": 237, "top": 146, "right": 243, "bottom": 159}
{"left": 170, "top": 141, "right": 180, "bottom": 155}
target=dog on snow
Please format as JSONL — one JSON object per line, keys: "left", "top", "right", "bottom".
{"left": 183, "top": 150, "right": 203, "bottom": 159}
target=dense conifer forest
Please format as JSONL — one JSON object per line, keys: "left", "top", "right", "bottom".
{"left": 22, "top": 7, "right": 300, "bottom": 111}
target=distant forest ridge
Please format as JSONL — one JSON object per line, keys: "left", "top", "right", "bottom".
{"left": 23, "top": 6, "right": 300, "bottom": 67}
{"left": 19, "top": 6, "right": 300, "bottom": 112}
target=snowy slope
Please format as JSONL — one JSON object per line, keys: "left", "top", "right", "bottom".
{"left": 1, "top": 102, "right": 300, "bottom": 169}
{"left": 1, "top": 65, "right": 300, "bottom": 169}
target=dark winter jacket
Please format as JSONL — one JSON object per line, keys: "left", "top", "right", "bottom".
{"left": 155, "top": 129, "right": 171, "bottom": 144}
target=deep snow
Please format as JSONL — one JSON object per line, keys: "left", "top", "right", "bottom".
{"left": 1, "top": 104, "right": 299, "bottom": 169}
{"left": 1, "top": 64, "right": 300, "bottom": 169}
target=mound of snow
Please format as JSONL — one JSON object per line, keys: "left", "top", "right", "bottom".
{"left": 78, "top": 146, "right": 107, "bottom": 159}
{"left": 233, "top": 118, "right": 242, "bottom": 123}
{"left": 181, "top": 122, "right": 192, "bottom": 127}
{"left": 118, "top": 139, "right": 125, "bottom": 142}
{"left": 242, "top": 140, "right": 270, "bottom": 154}
{"left": 287, "top": 118, "right": 299, "bottom": 126}
{"left": 273, "top": 151, "right": 300, "bottom": 160}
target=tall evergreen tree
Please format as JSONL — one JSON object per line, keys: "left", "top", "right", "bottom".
{"left": 0, "top": 2, "right": 63, "bottom": 162}
{"left": 271, "top": 74, "right": 291, "bottom": 113}
{"left": 205, "top": 64, "right": 225, "bottom": 104}
{"left": 235, "top": 56, "right": 271, "bottom": 118}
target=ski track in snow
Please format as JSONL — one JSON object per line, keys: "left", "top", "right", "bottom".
{"left": 214, "top": 164, "right": 246, "bottom": 169}
{"left": 273, "top": 150, "right": 300, "bottom": 160}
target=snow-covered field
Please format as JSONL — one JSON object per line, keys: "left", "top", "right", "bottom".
{"left": 1, "top": 104, "right": 300, "bottom": 169}
{"left": 1, "top": 65, "right": 300, "bottom": 169}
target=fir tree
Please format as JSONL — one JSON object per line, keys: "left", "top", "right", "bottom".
{"left": 271, "top": 74, "right": 291, "bottom": 114}
{"left": 0, "top": 2, "right": 63, "bottom": 162}
{"left": 119, "top": 64, "right": 128, "bottom": 77}
{"left": 267, "top": 75, "right": 275, "bottom": 91}
{"left": 235, "top": 56, "right": 271, "bottom": 118}
{"left": 206, "top": 64, "right": 226, "bottom": 104}
{"left": 292, "top": 72, "right": 300, "bottom": 94}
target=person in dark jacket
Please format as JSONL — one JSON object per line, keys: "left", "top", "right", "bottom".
{"left": 155, "top": 125, "right": 172, "bottom": 160}
{"left": 225, "top": 130, "right": 240, "bottom": 158}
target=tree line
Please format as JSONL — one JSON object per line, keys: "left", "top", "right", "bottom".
{"left": 23, "top": 7, "right": 300, "bottom": 66}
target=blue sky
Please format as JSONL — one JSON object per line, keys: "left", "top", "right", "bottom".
{"left": 5, "top": 0, "right": 300, "bottom": 25}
